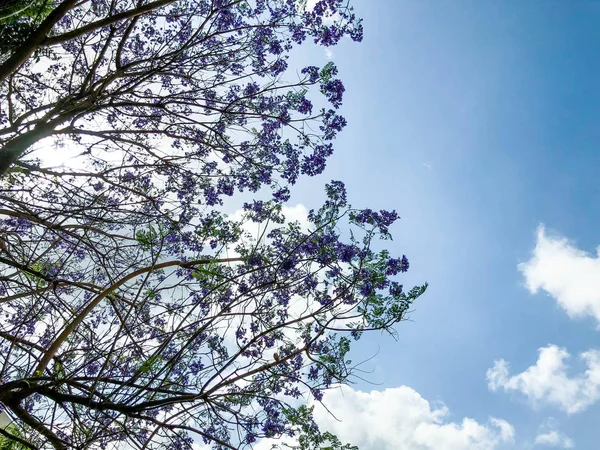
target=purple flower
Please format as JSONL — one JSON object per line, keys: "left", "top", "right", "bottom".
{"left": 301, "top": 66, "right": 320, "bottom": 83}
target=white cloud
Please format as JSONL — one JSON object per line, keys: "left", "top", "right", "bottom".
{"left": 487, "top": 344, "right": 600, "bottom": 414}
{"left": 535, "top": 431, "right": 574, "bottom": 448}
{"left": 192, "top": 444, "right": 211, "bottom": 450}
{"left": 282, "top": 204, "right": 310, "bottom": 230}
{"left": 518, "top": 225, "right": 600, "bottom": 323}
{"left": 305, "top": 386, "right": 513, "bottom": 450}
{"left": 534, "top": 417, "right": 574, "bottom": 448}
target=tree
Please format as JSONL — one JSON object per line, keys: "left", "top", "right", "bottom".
{"left": 0, "top": 1, "right": 426, "bottom": 449}
{"left": 0, "top": 1, "right": 57, "bottom": 59}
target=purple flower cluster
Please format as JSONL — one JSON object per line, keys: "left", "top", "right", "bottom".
{"left": 352, "top": 208, "right": 400, "bottom": 234}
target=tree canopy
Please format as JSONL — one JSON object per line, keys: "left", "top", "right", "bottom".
{"left": 0, "top": 1, "right": 426, "bottom": 449}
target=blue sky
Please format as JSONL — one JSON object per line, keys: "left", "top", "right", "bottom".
{"left": 278, "top": 1, "right": 600, "bottom": 449}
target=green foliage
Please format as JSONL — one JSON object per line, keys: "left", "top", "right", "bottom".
{"left": 0, "top": 1, "right": 54, "bottom": 23}
{"left": 135, "top": 226, "right": 161, "bottom": 251}
{"left": 286, "top": 89, "right": 309, "bottom": 109}
{"left": 317, "top": 336, "right": 352, "bottom": 383}
{"left": 137, "top": 354, "right": 163, "bottom": 374}
{"left": 0, "top": 1, "right": 56, "bottom": 56}
{"left": 22, "top": 261, "right": 46, "bottom": 288}
{"left": 134, "top": 223, "right": 179, "bottom": 251}
{"left": 276, "top": 406, "right": 359, "bottom": 450}
{"left": 319, "top": 62, "right": 337, "bottom": 83}
{"left": 0, "top": 424, "right": 30, "bottom": 450}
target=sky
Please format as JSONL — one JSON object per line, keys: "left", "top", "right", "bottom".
{"left": 258, "top": 1, "right": 600, "bottom": 449}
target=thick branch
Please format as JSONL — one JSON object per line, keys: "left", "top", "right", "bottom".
{"left": 0, "top": 121, "right": 58, "bottom": 177}
{"left": 42, "top": 0, "right": 176, "bottom": 46}
{"left": 0, "top": 0, "right": 79, "bottom": 83}
{"left": 35, "top": 385, "right": 206, "bottom": 414}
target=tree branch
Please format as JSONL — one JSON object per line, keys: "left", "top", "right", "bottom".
{"left": 0, "top": 426, "right": 37, "bottom": 450}
{"left": 34, "top": 257, "right": 244, "bottom": 375}
{"left": 0, "top": 0, "right": 79, "bottom": 83}
{"left": 5, "top": 401, "right": 67, "bottom": 450}
{"left": 42, "top": 0, "right": 176, "bottom": 46}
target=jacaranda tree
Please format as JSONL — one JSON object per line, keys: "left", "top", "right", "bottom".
{"left": 0, "top": 1, "right": 427, "bottom": 449}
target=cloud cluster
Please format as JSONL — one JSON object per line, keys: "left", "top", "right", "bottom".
{"left": 535, "top": 431, "right": 574, "bottom": 448}
{"left": 309, "top": 386, "right": 514, "bottom": 450}
{"left": 518, "top": 225, "right": 600, "bottom": 323}
{"left": 487, "top": 345, "right": 600, "bottom": 414}
{"left": 534, "top": 417, "right": 574, "bottom": 448}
